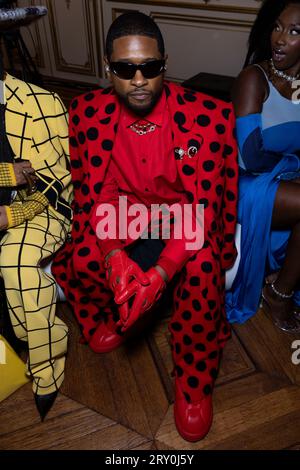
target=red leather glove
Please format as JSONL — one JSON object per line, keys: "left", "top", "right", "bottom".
{"left": 105, "top": 250, "right": 150, "bottom": 319}
{"left": 115, "top": 267, "right": 166, "bottom": 332}
{"left": 105, "top": 250, "right": 150, "bottom": 324}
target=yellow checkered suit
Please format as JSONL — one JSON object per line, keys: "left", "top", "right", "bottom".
{"left": 0, "top": 74, "right": 72, "bottom": 395}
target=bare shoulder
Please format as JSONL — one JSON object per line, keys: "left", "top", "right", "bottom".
{"left": 231, "top": 64, "right": 269, "bottom": 117}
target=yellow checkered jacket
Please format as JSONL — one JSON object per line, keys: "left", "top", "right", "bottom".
{"left": 0, "top": 74, "right": 72, "bottom": 227}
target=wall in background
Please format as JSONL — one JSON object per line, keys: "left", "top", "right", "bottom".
{"left": 16, "top": 0, "right": 262, "bottom": 85}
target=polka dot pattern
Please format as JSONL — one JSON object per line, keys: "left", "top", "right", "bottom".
{"left": 52, "top": 82, "right": 237, "bottom": 404}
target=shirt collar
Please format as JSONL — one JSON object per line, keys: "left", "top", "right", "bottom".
{"left": 121, "top": 89, "right": 166, "bottom": 128}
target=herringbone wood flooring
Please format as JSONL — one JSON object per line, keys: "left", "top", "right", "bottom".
{"left": 1, "top": 302, "right": 300, "bottom": 450}
{"left": 1, "top": 83, "right": 300, "bottom": 450}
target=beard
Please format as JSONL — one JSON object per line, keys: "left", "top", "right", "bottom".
{"left": 117, "top": 86, "right": 163, "bottom": 117}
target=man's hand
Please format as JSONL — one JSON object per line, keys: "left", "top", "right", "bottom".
{"left": 115, "top": 266, "right": 166, "bottom": 332}
{"left": 105, "top": 249, "right": 150, "bottom": 322}
{"left": 0, "top": 206, "right": 8, "bottom": 230}
{"left": 105, "top": 249, "right": 150, "bottom": 295}
{"left": 13, "top": 160, "right": 37, "bottom": 186}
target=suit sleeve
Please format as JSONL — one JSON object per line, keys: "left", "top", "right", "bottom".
{"left": 68, "top": 100, "right": 82, "bottom": 199}
{"left": 89, "top": 164, "right": 123, "bottom": 258}
{"left": 53, "top": 93, "right": 70, "bottom": 158}
{"left": 156, "top": 202, "right": 202, "bottom": 280}
{"left": 4, "top": 190, "right": 48, "bottom": 228}
{"left": 220, "top": 107, "right": 239, "bottom": 270}
{"left": 0, "top": 162, "right": 16, "bottom": 187}
{"left": 33, "top": 93, "right": 71, "bottom": 214}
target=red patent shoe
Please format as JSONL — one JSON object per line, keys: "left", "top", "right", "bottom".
{"left": 174, "top": 379, "right": 213, "bottom": 442}
{"left": 89, "top": 321, "right": 125, "bottom": 353}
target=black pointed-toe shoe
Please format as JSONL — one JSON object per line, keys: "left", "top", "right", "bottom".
{"left": 34, "top": 391, "right": 58, "bottom": 422}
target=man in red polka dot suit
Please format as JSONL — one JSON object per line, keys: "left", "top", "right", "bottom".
{"left": 52, "top": 12, "right": 238, "bottom": 441}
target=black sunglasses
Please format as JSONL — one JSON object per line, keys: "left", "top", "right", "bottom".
{"left": 108, "top": 59, "right": 166, "bottom": 80}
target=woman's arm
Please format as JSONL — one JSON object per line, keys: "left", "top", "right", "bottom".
{"left": 231, "top": 65, "right": 268, "bottom": 117}
{"left": 232, "top": 65, "right": 282, "bottom": 173}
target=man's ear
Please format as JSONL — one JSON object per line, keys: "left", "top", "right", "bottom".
{"left": 104, "top": 57, "right": 112, "bottom": 82}
{"left": 164, "top": 54, "right": 168, "bottom": 73}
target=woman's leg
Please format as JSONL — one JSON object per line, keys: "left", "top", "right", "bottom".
{"left": 271, "top": 180, "right": 300, "bottom": 293}
{"left": 263, "top": 179, "right": 300, "bottom": 327}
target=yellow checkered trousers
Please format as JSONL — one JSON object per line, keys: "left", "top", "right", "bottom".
{"left": 0, "top": 74, "right": 73, "bottom": 395}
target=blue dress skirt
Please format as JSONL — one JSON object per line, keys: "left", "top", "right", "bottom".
{"left": 226, "top": 153, "right": 300, "bottom": 324}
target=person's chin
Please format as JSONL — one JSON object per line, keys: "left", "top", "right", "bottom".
{"left": 127, "top": 99, "right": 154, "bottom": 117}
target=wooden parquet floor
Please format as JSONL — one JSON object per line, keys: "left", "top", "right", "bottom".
{"left": 1, "top": 83, "right": 299, "bottom": 451}
{"left": 1, "top": 302, "right": 300, "bottom": 450}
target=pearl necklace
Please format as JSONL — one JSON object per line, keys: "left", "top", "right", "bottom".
{"left": 129, "top": 121, "right": 157, "bottom": 135}
{"left": 270, "top": 58, "right": 300, "bottom": 83}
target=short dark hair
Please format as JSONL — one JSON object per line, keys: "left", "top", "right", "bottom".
{"left": 105, "top": 11, "right": 165, "bottom": 60}
{"left": 244, "top": 0, "right": 300, "bottom": 66}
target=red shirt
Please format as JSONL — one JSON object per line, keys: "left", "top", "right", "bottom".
{"left": 93, "top": 91, "right": 199, "bottom": 280}
{"left": 110, "top": 91, "right": 186, "bottom": 205}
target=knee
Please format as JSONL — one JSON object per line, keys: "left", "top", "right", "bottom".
{"left": 73, "top": 244, "right": 105, "bottom": 277}
{"left": 0, "top": 243, "right": 41, "bottom": 290}
{"left": 0, "top": 232, "right": 40, "bottom": 268}
{"left": 185, "top": 246, "right": 218, "bottom": 277}
{"left": 176, "top": 249, "right": 220, "bottom": 301}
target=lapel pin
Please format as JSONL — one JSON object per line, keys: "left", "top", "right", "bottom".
{"left": 175, "top": 146, "right": 198, "bottom": 160}
{"left": 188, "top": 146, "right": 198, "bottom": 158}
{"left": 174, "top": 147, "right": 185, "bottom": 160}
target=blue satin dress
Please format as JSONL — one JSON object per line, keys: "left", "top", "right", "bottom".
{"left": 226, "top": 68, "right": 300, "bottom": 324}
